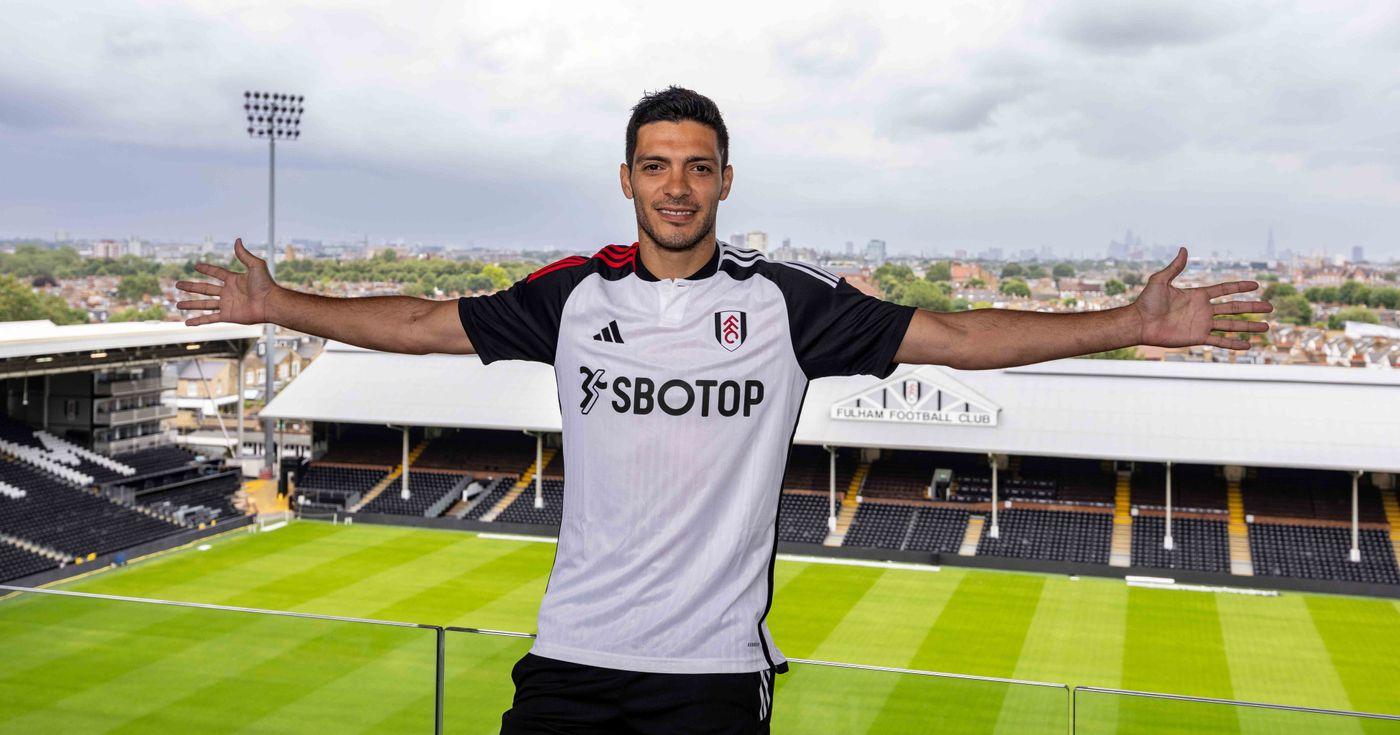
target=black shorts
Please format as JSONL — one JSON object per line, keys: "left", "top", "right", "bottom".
{"left": 500, "top": 652, "right": 779, "bottom": 734}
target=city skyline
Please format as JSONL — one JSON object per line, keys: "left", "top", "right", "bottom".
{"left": 3, "top": 1, "right": 1400, "bottom": 258}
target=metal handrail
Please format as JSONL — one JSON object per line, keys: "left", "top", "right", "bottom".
{"left": 1074, "top": 685, "right": 1400, "bottom": 723}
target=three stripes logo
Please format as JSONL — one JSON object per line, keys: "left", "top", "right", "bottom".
{"left": 714, "top": 310, "right": 747, "bottom": 352}
{"left": 592, "top": 319, "right": 625, "bottom": 344}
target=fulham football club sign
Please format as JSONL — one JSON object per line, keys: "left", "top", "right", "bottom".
{"left": 830, "top": 367, "right": 1000, "bottom": 427}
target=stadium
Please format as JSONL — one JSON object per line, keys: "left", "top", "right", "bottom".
{"left": 1, "top": 320, "right": 1397, "bottom": 733}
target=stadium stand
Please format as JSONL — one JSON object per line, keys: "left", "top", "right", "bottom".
{"left": 295, "top": 464, "right": 387, "bottom": 509}
{"left": 0, "top": 541, "right": 56, "bottom": 582}
{"left": 138, "top": 472, "right": 243, "bottom": 526}
{"left": 843, "top": 502, "right": 918, "bottom": 550}
{"left": 1243, "top": 468, "right": 1386, "bottom": 523}
{"left": 0, "top": 459, "right": 184, "bottom": 558}
{"left": 1249, "top": 523, "right": 1400, "bottom": 585}
{"left": 904, "top": 507, "right": 971, "bottom": 554}
{"left": 495, "top": 479, "right": 565, "bottom": 526}
{"left": 1130, "top": 516, "right": 1231, "bottom": 573}
{"left": 112, "top": 445, "right": 203, "bottom": 478}
{"left": 460, "top": 476, "right": 518, "bottom": 520}
{"left": 777, "top": 492, "right": 835, "bottom": 544}
{"left": 780, "top": 445, "right": 854, "bottom": 494}
{"left": 1130, "top": 463, "right": 1229, "bottom": 513}
{"left": 415, "top": 429, "right": 537, "bottom": 477}
{"left": 359, "top": 471, "right": 466, "bottom": 517}
{"left": 976, "top": 508, "right": 1113, "bottom": 564}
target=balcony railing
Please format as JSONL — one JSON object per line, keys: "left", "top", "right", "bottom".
{"left": 1, "top": 584, "right": 1396, "bottom": 734}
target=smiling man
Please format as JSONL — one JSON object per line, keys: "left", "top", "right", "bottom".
{"left": 176, "top": 86, "right": 1272, "bottom": 734}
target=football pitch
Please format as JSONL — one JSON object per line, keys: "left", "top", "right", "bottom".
{"left": 1, "top": 521, "right": 1398, "bottom": 733}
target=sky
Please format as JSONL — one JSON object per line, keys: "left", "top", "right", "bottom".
{"left": 2, "top": 0, "right": 1399, "bottom": 260}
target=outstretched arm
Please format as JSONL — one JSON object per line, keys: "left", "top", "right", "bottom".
{"left": 175, "top": 238, "right": 475, "bottom": 355}
{"left": 893, "top": 247, "right": 1273, "bottom": 370}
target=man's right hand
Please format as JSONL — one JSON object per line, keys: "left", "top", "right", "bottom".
{"left": 175, "top": 237, "right": 280, "bottom": 326}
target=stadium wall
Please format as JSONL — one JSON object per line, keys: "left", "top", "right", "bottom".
{"left": 5, "top": 516, "right": 255, "bottom": 588}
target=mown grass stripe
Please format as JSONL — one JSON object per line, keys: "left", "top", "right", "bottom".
{"left": 0, "top": 528, "right": 425, "bottom": 729}
{"left": 1305, "top": 595, "right": 1400, "bottom": 729}
{"left": 1219, "top": 593, "right": 1363, "bottom": 735}
{"left": 108, "top": 543, "right": 550, "bottom": 735}
{"left": 1120, "top": 588, "right": 1238, "bottom": 734}
{"left": 63, "top": 530, "right": 477, "bottom": 734}
{"left": 995, "top": 575, "right": 1127, "bottom": 734}
{"left": 772, "top": 565, "right": 966, "bottom": 733}
{"left": 865, "top": 571, "right": 1046, "bottom": 734}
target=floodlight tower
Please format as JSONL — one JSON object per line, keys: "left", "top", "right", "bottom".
{"left": 244, "top": 91, "right": 303, "bottom": 479}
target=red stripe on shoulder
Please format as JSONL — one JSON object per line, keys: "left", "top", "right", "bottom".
{"left": 593, "top": 243, "right": 637, "bottom": 268}
{"left": 526, "top": 255, "right": 588, "bottom": 283}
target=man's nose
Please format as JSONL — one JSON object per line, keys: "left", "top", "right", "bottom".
{"left": 663, "top": 169, "right": 690, "bottom": 199}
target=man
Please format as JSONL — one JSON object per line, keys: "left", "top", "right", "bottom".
{"left": 176, "top": 86, "right": 1271, "bottom": 733}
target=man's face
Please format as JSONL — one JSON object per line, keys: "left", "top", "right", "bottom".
{"left": 621, "top": 120, "right": 732, "bottom": 252}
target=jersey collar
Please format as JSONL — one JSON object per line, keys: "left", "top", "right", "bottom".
{"left": 632, "top": 239, "right": 721, "bottom": 282}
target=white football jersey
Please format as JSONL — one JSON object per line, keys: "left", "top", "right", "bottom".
{"left": 458, "top": 241, "right": 915, "bottom": 674}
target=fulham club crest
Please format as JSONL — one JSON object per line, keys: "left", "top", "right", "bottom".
{"left": 714, "top": 310, "right": 747, "bottom": 352}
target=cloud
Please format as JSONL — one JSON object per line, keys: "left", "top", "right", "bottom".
{"left": 1048, "top": 0, "right": 1252, "bottom": 53}
{"left": 772, "top": 16, "right": 882, "bottom": 78}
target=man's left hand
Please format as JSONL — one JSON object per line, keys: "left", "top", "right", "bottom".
{"left": 1133, "top": 247, "right": 1274, "bottom": 350}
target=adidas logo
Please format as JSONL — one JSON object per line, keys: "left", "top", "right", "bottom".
{"left": 592, "top": 319, "right": 625, "bottom": 344}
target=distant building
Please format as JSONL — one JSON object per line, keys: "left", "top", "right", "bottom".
{"left": 745, "top": 231, "right": 768, "bottom": 253}
{"left": 729, "top": 233, "right": 745, "bottom": 249}
{"left": 1352, "top": 246, "right": 1365, "bottom": 263}
{"left": 865, "top": 239, "right": 887, "bottom": 266}
{"left": 1266, "top": 227, "right": 1276, "bottom": 260}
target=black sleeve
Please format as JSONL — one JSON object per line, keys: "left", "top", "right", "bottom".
{"left": 457, "top": 259, "right": 584, "bottom": 365}
{"left": 777, "top": 273, "right": 917, "bottom": 380}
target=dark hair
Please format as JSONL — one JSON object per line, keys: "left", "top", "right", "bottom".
{"left": 625, "top": 86, "right": 729, "bottom": 168}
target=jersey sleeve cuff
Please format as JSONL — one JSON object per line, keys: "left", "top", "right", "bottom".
{"left": 870, "top": 304, "right": 917, "bottom": 379}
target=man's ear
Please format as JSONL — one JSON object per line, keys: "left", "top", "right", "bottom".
{"left": 620, "top": 163, "right": 633, "bottom": 200}
{"left": 719, "top": 164, "right": 733, "bottom": 202}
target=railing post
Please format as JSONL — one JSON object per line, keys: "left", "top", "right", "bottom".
{"left": 435, "top": 625, "right": 445, "bottom": 735}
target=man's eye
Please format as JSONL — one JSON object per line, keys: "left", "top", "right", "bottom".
{"left": 694, "top": 166, "right": 711, "bottom": 173}
{"left": 645, "top": 164, "right": 662, "bottom": 171}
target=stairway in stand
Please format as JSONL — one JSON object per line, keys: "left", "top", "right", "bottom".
{"left": 1227, "top": 479, "right": 1253, "bottom": 576}
{"left": 349, "top": 437, "right": 434, "bottom": 512}
{"left": 480, "top": 449, "right": 557, "bottom": 523}
{"left": 1109, "top": 472, "right": 1132, "bottom": 568}
{"left": 822, "top": 461, "right": 870, "bottom": 547}
{"left": 1380, "top": 486, "right": 1400, "bottom": 570}
{"left": 958, "top": 516, "right": 985, "bottom": 556}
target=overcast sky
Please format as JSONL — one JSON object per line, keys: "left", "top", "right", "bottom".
{"left": 3, "top": 0, "right": 1399, "bottom": 260}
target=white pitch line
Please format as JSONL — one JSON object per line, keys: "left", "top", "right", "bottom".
{"left": 470, "top": 534, "right": 939, "bottom": 572}
{"left": 477, "top": 532, "right": 557, "bottom": 544}
{"left": 775, "top": 554, "right": 939, "bottom": 572}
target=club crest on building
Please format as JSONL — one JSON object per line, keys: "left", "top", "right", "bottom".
{"left": 830, "top": 367, "right": 1001, "bottom": 427}
{"left": 714, "top": 310, "right": 747, "bottom": 352}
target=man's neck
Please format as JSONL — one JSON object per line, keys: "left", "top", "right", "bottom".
{"left": 636, "top": 235, "right": 718, "bottom": 280}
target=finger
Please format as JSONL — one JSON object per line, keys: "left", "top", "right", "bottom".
{"left": 234, "top": 237, "right": 262, "bottom": 267}
{"left": 184, "top": 313, "right": 224, "bottom": 327}
{"left": 1210, "top": 319, "right": 1269, "bottom": 332}
{"left": 1205, "top": 334, "right": 1250, "bottom": 350}
{"left": 175, "top": 280, "right": 222, "bottom": 296}
{"left": 1202, "top": 281, "right": 1258, "bottom": 299}
{"left": 1148, "top": 246, "right": 1188, "bottom": 284}
{"left": 176, "top": 299, "right": 222, "bottom": 310}
{"left": 1212, "top": 300, "right": 1274, "bottom": 315}
{"left": 193, "top": 262, "right": 233, "bottom": 281}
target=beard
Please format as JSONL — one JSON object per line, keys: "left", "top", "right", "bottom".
{"left": 635, "top": 199, "right": 718, "bottom": 253}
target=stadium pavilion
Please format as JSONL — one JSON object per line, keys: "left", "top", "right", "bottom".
{"left": 253, "top": 339, "right": 1400, "bottom": 598}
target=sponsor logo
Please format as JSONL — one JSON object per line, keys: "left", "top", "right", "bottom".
{"left": 714, "top": 310, "right": 747, "bottom": 352}
{"left": 577, "top": 365, "right": 764, "bottom": 417}
{"left": 592, "top": 319, "right": 625, "bottom": 344}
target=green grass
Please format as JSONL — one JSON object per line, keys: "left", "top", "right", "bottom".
{"left": 1, "top": 521, "right": 1398, "bottom": 733}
